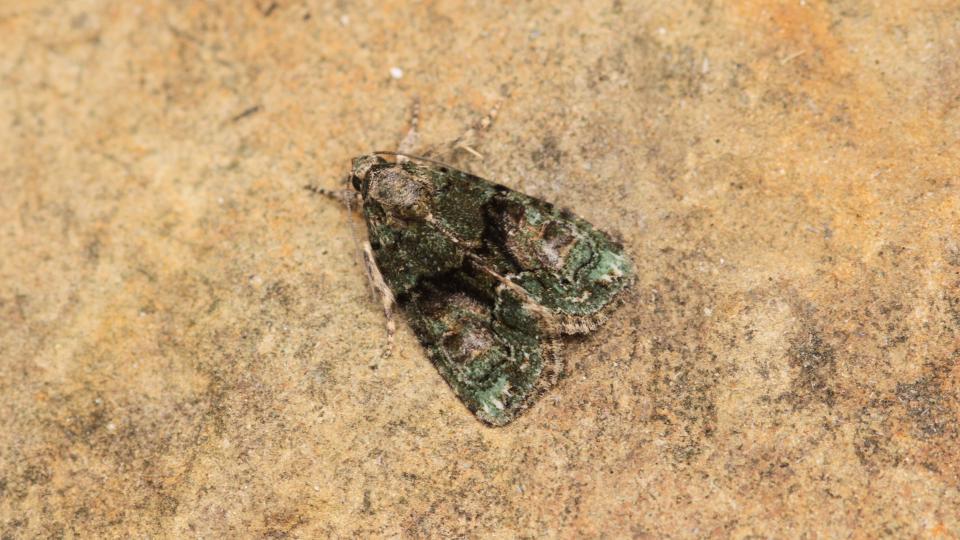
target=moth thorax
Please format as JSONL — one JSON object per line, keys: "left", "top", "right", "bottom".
{"left": 368, "top": 167, "right": 432, "bottom": 219}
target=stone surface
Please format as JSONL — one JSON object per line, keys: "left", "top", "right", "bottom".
{"left": 1, "top": 1, "right": 958, "bottom": 537}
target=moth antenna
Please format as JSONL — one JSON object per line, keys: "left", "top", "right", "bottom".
{"left": 372, "top": 151, "right": 456, "bottom": 170}
{"left": 303, "top": 184, "right": 355, "bottom": 207}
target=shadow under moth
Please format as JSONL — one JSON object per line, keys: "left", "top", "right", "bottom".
{"left": 324, "top": 152, "right": 633, "bottom": 426}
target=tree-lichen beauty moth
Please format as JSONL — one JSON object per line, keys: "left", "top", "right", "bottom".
{"left": 327, "top": 152, "right": 633, "bottom": 426}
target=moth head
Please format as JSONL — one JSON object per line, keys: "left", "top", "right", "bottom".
{"left": 349, "top": 155, "right": 384, "bottom": 195}
{"left": 350, "top": 154, "right": 433, "bottom": 219}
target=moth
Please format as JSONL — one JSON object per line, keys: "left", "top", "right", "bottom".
{"left": 324, "top": 150, "right": 634, "bottom": 426}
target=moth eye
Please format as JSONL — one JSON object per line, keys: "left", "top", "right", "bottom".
{"left": 351, "top": 175, "right": 363, "bottom": 192}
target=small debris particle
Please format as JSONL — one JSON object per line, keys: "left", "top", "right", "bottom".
{"left": 230, "top": 105, "right": 261, "bottom": 123}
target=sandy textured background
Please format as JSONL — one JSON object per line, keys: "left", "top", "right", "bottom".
{"left": 2, "top": 0, "right": 959, "bottom": 537}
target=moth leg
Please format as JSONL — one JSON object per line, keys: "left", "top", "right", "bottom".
{"left": 396, "top": 97, "right": 421, "bottom": 163}
{"left": 363, "top": 241, "right": 397, "bottom": 361}
{"left": 305, "top": 185, "right": 376, "bottom": 304}
{"left": 450, "top": 97, "right": 505, "bottom": 159}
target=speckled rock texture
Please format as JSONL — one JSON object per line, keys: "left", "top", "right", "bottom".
{"left": 2, "top": 1, "right": 958, "bottom": 537}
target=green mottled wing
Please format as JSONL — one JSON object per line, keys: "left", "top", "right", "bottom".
{"left": 409, "top": 162, "right": 634, "bottom": 332}
{"left": 403, "top": 277, "right": 561, "bottom": 426}
{"left": 482, "top": 189, "right": 634, "bottom": 331}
